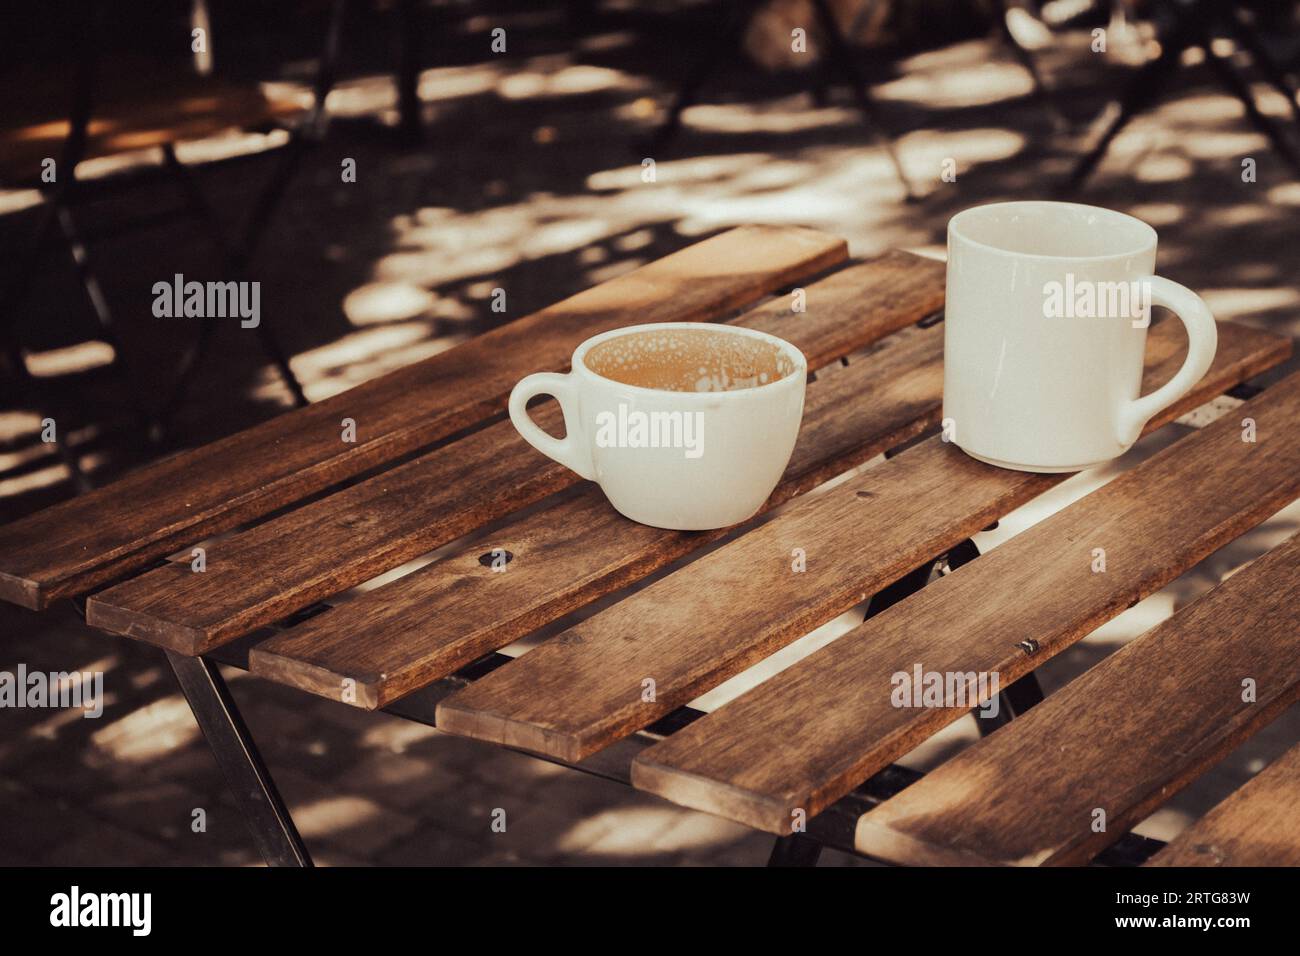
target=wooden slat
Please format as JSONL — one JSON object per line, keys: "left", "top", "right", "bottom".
{"left": 1149, "top": 740, "right": 1300, "bottom": 867}
{"left": 850, "top": 532, "right": 1300, "bottom": 866}
{"left": 249, "top": 320, "right": 947, "bottom": 707}
{"left": 86, "top": 252, "right": 947, "bottom": 654}
{"left": 434, "top": 331, "right": 1292, "bottom": 764}
{"left": 629, "top": 373, "right": 1300, "bottom": 836}
{"left": 0, "top": 225, "right": 846, "bottom": 610}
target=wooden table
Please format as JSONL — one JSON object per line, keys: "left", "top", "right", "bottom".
{"left": 3, "top": 226, "right": 1297, "bottom": 867}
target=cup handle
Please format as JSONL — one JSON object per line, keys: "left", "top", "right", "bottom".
{"left": 1115, "top": 275, "right": 1218, "bottom": 448}
{"left": 508, "top": 372, "right": 596, "bottom": 481}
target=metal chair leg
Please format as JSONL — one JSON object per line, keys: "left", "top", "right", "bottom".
{"left": 1224, "top": 9, "right": 1300, "bottom": 127}
{"left": 994, "top": 0, "right": 1069, "bottom": 130}
{"left": 155, "top": 318, "right": 219, "bottom": 435}
{"left": 160, "top": 141, "right": 310, "bottom": 411}
{"left": 808, "top": 0, "right": 916, "bottom": 199}
{"left": 646, "top": 0, "right": 750, "bottom": 154}
{"left": 166, "top": 651, "right": 313, "bottom": 867}
{"left": 2, "top": 8, "right": 152, "bottom": 475}
{"left": 51, "top": 200, "right": 159, "bottom": 436}
{"left": 0, "top": 333, "right": 94, "bottom": 494}
{"left": 3, "top": 188, "right": 157, "bottom": 475}
{"left": 1, "top": 201, "right": 95, "bottom": 494}
{"left": 158, "top": 0, "right": 348, "bottom": 417}
{"left": 223, "top": 135, "right": 311, "bottom": 411}
{"left": 309, "top": 0, "right": 348, "bottom": 141}
{"left": 1058, "top": 30, "right": 1186, "bottom": 194}
{"left": 253, "top": 320, "right": 308, "bottom": 408}
{"left": 395, "top": 0, "right": 423, "bottom": 144}
{"left": 203, "top": 0, "right": 347, "bottom": 408}
{"left": 1063, "top": 0, "right": 1300, "bottom": 192}
{"left": 1200, "top": 36, "right": 1300, "bottom": 176}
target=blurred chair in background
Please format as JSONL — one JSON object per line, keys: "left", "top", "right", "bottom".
{"left": 646, "top": 0, "right": 921, "bottom": 199}
{"left": 0, "top": 0, "right": 346, "bottom": 491}
{"left": 1061, "top": 0, "right": 1300, "bottom": 191}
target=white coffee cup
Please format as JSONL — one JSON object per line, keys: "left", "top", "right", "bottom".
{"left": 943, "top": 200, "right": 1218, "bottom": 473}
{"left": 509, "top": 322, "right": 807, "bottom": 530}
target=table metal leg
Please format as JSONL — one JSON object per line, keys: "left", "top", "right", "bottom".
{"left": 941, "top": 536, "right": 1048, "bottom": 735}
{"left": 973, "top": 671, "right": 1046, "bottom": 736}
{"left": 864, "top": 558, "right": 937, "bottom": 621}
{"left": 764, "top": 537, "right": 965, "bottom": 865}
{"left": 767, "top": 832, "right": 824, "bottom": 867}
{"left": 165, "top": 651, "right": 313, "bottom": 867}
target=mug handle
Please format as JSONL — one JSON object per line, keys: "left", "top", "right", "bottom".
{"left": 1115, "top": 275, "right": 1218, "bottom": 448}
{"left": 508, "top": 372, "right": 596, "bottom": 481}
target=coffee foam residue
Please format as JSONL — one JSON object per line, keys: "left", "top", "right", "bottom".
{"left": 584, "top": 327, "right": 796, "bottom": 392}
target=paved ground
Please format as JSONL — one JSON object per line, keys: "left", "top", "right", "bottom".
{"left": 2, "top": 7, "right": 1299, "bottom": 865}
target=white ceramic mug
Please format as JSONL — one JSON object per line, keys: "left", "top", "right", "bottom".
{"left": 509, "top": 322, "right": 807, "bottom": 530}
{"left": 943, "top": 200, "right": 1218, "bottom": 472}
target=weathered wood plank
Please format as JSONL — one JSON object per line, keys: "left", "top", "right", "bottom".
{"left": 87, "top": 252, "right": 947, "bottom": 654}
{"left": 629, "top": 374, "right": 1300, "bottom": 837}
{"left": 0, "top": 225, "right": 847, "bottom": 610}
{"left": 1148, "top": 739, "right": 1300, "bottom": 868}
{"left": 249, "top": 320, "right": 947, "bottom": 707}
{"left": 434, "top": 333, "right": 1292, "bottom": 765}
{"left": 850, "top": 532, "right": 1300, "bottom": 866}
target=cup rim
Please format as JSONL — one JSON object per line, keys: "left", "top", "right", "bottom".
{"left": 572, "top": 321, "right": 808, "bottom": 399}
{"left": 948, "top": 200, "right": 1158, "bottom": 263}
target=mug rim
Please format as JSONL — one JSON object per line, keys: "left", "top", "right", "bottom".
{"left": 572, "top": 321, "right": 808, "bottom": 400}
{"left": 949, "top": 200, "right": 1158, "bottom": 263}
